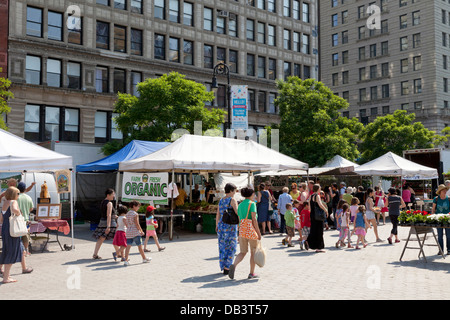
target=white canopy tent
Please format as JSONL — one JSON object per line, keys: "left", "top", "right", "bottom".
{"left": 354, "top": 152, "right": 438, "bottom": 179}
{"left": 256, "top": 155, "right": 359, "bottom": 177}
{"left": 0, "top": 129, "right": 75, "bottom": 248}
{"left": 119, "top": 134, "right": 309, "bottom": 173}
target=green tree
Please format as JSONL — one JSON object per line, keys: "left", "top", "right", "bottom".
{"left": 103, "top": 72, "right": 225, "bottom": 155}
{"left": 0, "top": 68, "right": 14, "bottom": 130}
{"left": 358, "top": 110, "right": 445, "bottom": 163}
{"left": 275, "top": 77, "right": 363, "bottom": 167}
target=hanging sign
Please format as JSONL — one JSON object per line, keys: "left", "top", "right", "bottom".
{"left": 231, "top": 85, "right": 249, "bottom": 131}
{"left": 121, "top": 172, "right": 169, "bottom": 205}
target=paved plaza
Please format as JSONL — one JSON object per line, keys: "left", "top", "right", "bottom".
{"left": 2, "top": 221, "right": 450, "bottom": 301}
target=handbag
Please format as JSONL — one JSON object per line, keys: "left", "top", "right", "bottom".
{"left": 254, "top": 240, "right": 266, "bottom": 268}
{"left": 239, "top": 201, "right": 259, "bottom": 240}
{"left": 222, "top": 198, "right": 239, "bottom": 225}
{"left": 9, "top": 201, "right": 28, "bottom": 237}
{"left": 313, "top": 195, "right": 327, "bottom": 222}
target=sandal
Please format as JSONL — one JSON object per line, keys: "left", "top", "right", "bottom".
{"left": 22, "top": 267, "right": 33, "bottom": 274}
{"left": 2, "top": 278, "right": 17, "bottom": 284}
{"left": 144, "top": 249, "right": 151, "bottom": 253}
{"left": 93, "top": 255, "right": 102, "bottom": 260}
{"left": 158, "top": 247, "right": 166, "bottom": 251}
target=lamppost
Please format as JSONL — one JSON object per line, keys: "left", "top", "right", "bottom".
{"left": 211, "top": 62, "right": 231, "bottom": 138}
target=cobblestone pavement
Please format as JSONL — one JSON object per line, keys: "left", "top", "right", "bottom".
{"left": 2, "top": 221, "right": 450, "bottom": 300}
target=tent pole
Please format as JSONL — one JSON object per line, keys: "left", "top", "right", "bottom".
{"left": 189, "top": 171, "right": 193, "bottom": 203}
{"left": 115, "top": 171, "right": 120, "bottom": 210}
{"left": 70, "top": 169, "right": 75, "bottom": 250}
{"left": 170, "top": 169, "right": 175, "bottom": 241}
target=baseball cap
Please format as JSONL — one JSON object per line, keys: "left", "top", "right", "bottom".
{"left": 17, "top": 182, "right": 26, "bottom": 193}
{"left": 146, "top": 205, "right": 156, "bottom": 213}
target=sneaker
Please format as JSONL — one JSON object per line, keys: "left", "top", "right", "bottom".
{"left": 247, "top": 273, "right": 259, "bottom": 279}
{"left": 228, "top": 264, "right": 236, "bottom": 280}
{"left": 124, "top": 260, "right": 130, "bottom": 266}
{"left": 143, "top": 257, "right": 152, "bottom": 263}
{"left": 112, "top": 252, "right": 117, "bottom": 261}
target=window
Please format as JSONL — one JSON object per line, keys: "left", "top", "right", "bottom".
{"left": 95, "top": 111, "right": 108, "bottom": 143}
{"left": 131, "top": 29, "right": 143, "bottom": 56}
{"left": 45, "top": 106, "right": 60, "bottom": 141}
{"left": 131, "top": 71, "right": 142, "bottom": 97}
{"left": 114, "top": 0, "right": 126, "bottom": 10}
{"left": 258, "top": 91, "right": 266, "bottom": 112}
{"left": 183, "top": 40, "right": 193, "bottom": 65}
{"left": 268, "top": 0, "right": 276, "bottom": 12}
{"left": 48, "top": 11, "right": 63, "bottom": 41}
{"left": 247, "top": 19, "right": 255, "bottom": 41}
{"left": 26, "top": 55, "right": 41, "bottom": 85}
{"left": 302, "top": 2, "right": 310, "bottom": 23}
{"left": 217, "top": 47, "right": 226, "bottom": 65}
{"left": 114, "top": 25, "right": 127, "bottom": 53}
{"left": 247, "top": 54, "right": 255, "bottom": 76}
{"left": 257, "top": 22, "right": 266, "bottom": 44}
{"left": 169, "top": 37, "right": 180, "bottom": 63}
{"left": 26, "top": 7, "right": 43, "bottom": 38}
{"left": 258, "top": 56, "right": 266, "bottom": 78}
{"left": 155, "top": 0, "right": 165, "bottom": 19}
{"left": 283, "top": 0, "right": 291, "bottom": 17}
{"left": 183, "top": 2, "right": 193, "bottom": 26}
{"left": 154, "top": 34, "right": 166, "bottom": 60}
{"left": 268, "top": 25, "right": 276, "bottom": 46}
{"left": 113, "top": 69, "right": 126, "bottom": 93}
{"left": 63, "top": 108, "right": 79, "bottom": 142}
{"left": 302, "top": 34, "right": 310, "bottom": 54}
{"left": 283, "top": 29, "right": 291, "bottom": 50}
{"left": 67, "top": 62, "right": 81, "bottom": 89}
{"left": 97, "top": 0, "right": 109, "bottom": 5}
{"left": 204, "top": 44, "right": 213, "bottom": 68}
{"left": 204, "top": 7, "right": 213, "bottom": 31}
{"left": 229, "top": 50, "right": 238, "bottom": 73}
{"left": 229, "top": 14, "right": 237, "bottom": 37}
{"left": 268, "top": 58, "right": 276, "bottom": 80}
{"left": 96, "top": 66, "right": 109, "bottom": 93}
{"left": 47, "top": 58, "right": 62, "bottom": 88}
{"left": 131, "top": 0, "right": 143, "bottom": 14}
{"left": 24, "top": 105, "right": 41, "bottom": 141}
{"left": 268, "top": 93, "right": 276, "bottom": 113}
{"left": 284, "top": 61, "right": 291, "bottom": 80}
{"left": 68, "top": 15, "right": 82, "bottom": 45}
{"left": 169, "top": 0, "right": 179, "bottom": 23}
{"left": 96, "top": 21, "right": 110, "bottom": 49}
{"left": 217, "top": 16, "right": 226, "bottom": 34}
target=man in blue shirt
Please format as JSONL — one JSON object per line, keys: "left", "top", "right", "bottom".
{"left": 277, "top": 187, "right": 293, "bottom": 234}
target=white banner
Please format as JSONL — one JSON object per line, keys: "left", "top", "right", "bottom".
{"left": 121, "top": 172, "right": 169, "bottom": 205}
{"left": 231, "top": 85, "right": 248, "bottom": 131}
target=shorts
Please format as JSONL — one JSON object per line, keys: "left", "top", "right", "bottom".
{"left": 146, "top": 230, "right": 157, "bottom": 237}
{"left": 301, "top": 227, "right": 310, "bottom": 238}
{"left": 126, "top": 235, "right": 143, "bottom": 246}
{"left": 239, "top": 236, "right": 258, "bottom": 254}
{"left": 354, "top": 227, "right": 366, "bottom": 236}
{"left": 113, "top": 230, "right": 127, "bottom": 247}
{"left": 366, "top": 210, "right": 375, "bottom": 220}
{"left": 286, "top": 226, "right": 295, "bottom": 237}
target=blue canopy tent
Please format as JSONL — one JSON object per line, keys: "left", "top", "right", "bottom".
{"left": 75, "top": 140, "right": 170, "bottom": 222}
{"left": 76, "top": 140, "right": 170, "bottom": 172}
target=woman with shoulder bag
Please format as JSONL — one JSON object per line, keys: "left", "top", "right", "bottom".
{"left": 228, "top": 187, "right": 262, "bottom": 280}
{"left": 305, "top": 184, "right": 329, "bottom": 253}
{"left": 0, "top": 187, "right": 33, "bottom": 284}
{"left": 216, "top": 183, "right": 239, "bottom": 275}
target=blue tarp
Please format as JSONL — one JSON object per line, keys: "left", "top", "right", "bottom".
{"left": 76, "top": 140, "right": 170, "bottom": 172}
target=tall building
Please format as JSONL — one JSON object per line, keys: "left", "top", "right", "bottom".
{"left": 3, "top": 0, "right": 318, "bottom": 160}
{"left": 320, "top": 0, "right": 450, "bottom": 133}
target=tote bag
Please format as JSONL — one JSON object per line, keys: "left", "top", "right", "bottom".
{"left": 9, "top": 201, "right": 28, "bottom": 237}
{"left": 254, "top": 240, "right": 266, "bottom": 268}
{"left": 313, "top": 195, "right": 327, "bottom": 222}
{"left": 239, "top": 201, "right": 259, "bottom": 240}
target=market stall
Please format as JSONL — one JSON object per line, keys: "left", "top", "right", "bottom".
{"left": 75, "top": 140, "right": 170, "bottom": 223}
{"left": 0, "top": 129, "right": 74, "bottom": 249}
{"left": 118, "top": 134, "right": 309, "bottom": 239}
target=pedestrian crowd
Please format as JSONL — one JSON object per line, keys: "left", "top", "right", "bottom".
{"left": 214, "top": 180, "right": 419, "bottom": 280}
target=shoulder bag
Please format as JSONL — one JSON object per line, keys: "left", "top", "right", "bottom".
{"left": 239, "top": 201, "right": 259, "bottom": 240}
{"left": 313, "top": 194, "right": 327, "bottom": 222}
{"left": 222, "top": 198, "right": 239, "bottom": 225}
{"left": 9, "top": 201, "right": 28, "bottom": 237}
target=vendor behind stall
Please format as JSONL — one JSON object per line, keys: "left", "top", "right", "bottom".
{"left": 175, "top": 183, "right": 187, "bottom": 207}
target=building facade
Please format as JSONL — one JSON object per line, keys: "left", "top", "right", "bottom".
{"left": 4, "top": 0, "right": 318, "bottom": 148}
{"left": 320, "top": 0, "right": 450, "bottom": 133}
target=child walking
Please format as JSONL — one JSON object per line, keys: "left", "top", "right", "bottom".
{"left": 282, "top": 203, "right": 295, "bottom": 247}
{"left": 112, "top": 205, "right": 128, "bottom": 261}
{"left": 144, "top": 205, "right": 165, "bottom": 252}
{"left": 293, "top": 200, "right": 302, "bottom": 242}
{"left": 124, "top": 200, "right": 151, "bottom": 266}
{"left": 336, "top": 203, "right": 353, "bottom": 248}
{"left": 349, "top": 197, "right": 360, "bottom": 238}
{"left": 299, "top": 202, "right": 311, "bottom": 250}
{"left": 354, "top": 205, "right": 371, "bottom": 249}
